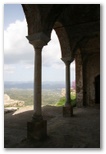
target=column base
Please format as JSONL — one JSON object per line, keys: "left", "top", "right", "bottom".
{"left": 27, "top": 120, "right": 47, "bottom": 140}
{"left": 63, "top": 106, "right": 73, "bottom": 117}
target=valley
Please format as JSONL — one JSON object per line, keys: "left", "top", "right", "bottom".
{"left": 4, "top": 88, "right": 62, "bottom": 107}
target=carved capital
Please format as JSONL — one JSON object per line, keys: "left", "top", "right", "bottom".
{"left": 61, "top": 57, "right": 73, "bottom": 65}
{"left": 26, "top": 32, "right": 50, "bottom": 48}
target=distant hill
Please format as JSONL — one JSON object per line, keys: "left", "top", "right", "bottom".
{"left": 4, "top": 81, "right": 75, "bottom": 90}
{"left": 4, "top": 81, "right": 65, "bottom": 90}
{"left": 4, "top": 81, "right": 34, "bottom": 89}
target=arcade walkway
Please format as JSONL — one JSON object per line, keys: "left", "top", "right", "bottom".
{"left": 4, "top": 105, "right": 100, "bottom": 148}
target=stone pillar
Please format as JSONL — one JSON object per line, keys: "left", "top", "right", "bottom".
{"left": 61, "top": 58, "right": 73, "bottom": 117}
{"left": 75, "top": 51, "right": 83, "bottom": 107}
{"left": 26, "top": 32, "right": 50, "bottom": 140}
{"left": 65, "top": 61, "right": 71, "bottom": 106}
{"left": 32, "top": 46, "right": 43, "bottom": 121}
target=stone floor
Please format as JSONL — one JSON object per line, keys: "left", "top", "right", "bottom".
{"left": 4, "top": 105, "right": 100, "bottom": 148}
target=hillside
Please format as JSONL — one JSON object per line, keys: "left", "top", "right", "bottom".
{"left": 4, "top": 89, "right": 61, "bottom": 107}
{"left": 4, "top": 94, "right": 25, "bottom": 107}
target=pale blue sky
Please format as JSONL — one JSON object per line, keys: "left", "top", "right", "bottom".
{"left": 4, "top": 4, "right": 75, "bottom": 82}
{"left": 4, "top": 4, "right": 25, "bottom": 30}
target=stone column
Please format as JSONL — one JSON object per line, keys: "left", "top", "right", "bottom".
{"left": 32, "top": 46, "right": 43, "bottom": 121}
{"left": 65, "top": 61, "right": 71, "bottom": 106}
{"left": 26, "top": 32, "right": 50, "bottom": 140}
{"left": 61, "top": 58, "right": 73, "bottom": 117}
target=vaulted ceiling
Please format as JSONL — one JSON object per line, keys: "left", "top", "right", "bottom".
{"left": 22, "top": 4, "right": 100, "bottom": 60}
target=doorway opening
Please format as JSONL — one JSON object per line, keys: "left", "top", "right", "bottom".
{"left": 95, "top": 75, "right": 100, "bottom": 104}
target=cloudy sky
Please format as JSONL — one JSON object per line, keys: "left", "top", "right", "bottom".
{"left": 4, "top": 4, "right": 75, "bottom": 82}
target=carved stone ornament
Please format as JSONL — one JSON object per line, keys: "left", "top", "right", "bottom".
{"left": 26, "top": 32, "right": 50, "bottom": 48}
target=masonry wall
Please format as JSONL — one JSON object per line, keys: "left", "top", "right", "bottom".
{"left": 83, "top": 52, "right": 100, "bottom": 106}
{"left": 87, "top": 53, "right": 100, "bottom": 105}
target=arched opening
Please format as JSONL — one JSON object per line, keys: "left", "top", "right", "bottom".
{"left": 53, "top": 21, "right": 72, "bottom": 58}
{"left": 53, "top": 21, "right": 76, "bottom": 107}
{"left": 42, "top": 30, "right": 65, "bottom": 106}
{"left": 42, "top": 29, "right": 76, "bottom": 107}
{"left": 95, "top": 75, "right": 100, "bottom": 104}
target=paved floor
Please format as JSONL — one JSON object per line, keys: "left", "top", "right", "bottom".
{"left": 4, "top": 105, "right": 100, "bottom": 148}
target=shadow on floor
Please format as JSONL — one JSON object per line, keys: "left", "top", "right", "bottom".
{"left": 4, "top": 105, "right": 100, "bottom": 148}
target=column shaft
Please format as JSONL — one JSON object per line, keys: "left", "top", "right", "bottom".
{"left": 33, "top": 47, "right": 42, "bottom": 119}
{"left": 65, "top": 62, "right": 71, "bottom": 106}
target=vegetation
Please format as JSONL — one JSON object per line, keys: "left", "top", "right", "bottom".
{"left": 4, "top": 89, "right": 61, "bottom": 106}
{"left": 4, "top": 89, "right": 33, "bottom": 106}
{"left": 4, "top": 89, "right": 76, "bottom": 107}
{"left": 56, "top": 92, "right": 76, "bottom": 107}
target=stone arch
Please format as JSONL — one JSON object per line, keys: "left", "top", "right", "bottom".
{"left": 72, "top": 33, "right": 100, "bottom": 56}
{"left": 22, "top": 4, "right": 42, "bottom": 35}
{"left": 53, "top": 21, "right": 72, "bottom": 59}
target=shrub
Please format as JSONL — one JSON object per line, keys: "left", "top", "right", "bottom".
{"left": 56, "top": 92, "right": 76, "bottom": 107}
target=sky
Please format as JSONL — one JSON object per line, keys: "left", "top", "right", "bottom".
{"left": 4, "top": 4, "right": 75, "bottom": 83}
{"left": 4, "top": 4, "right": 75, "bottom": 82}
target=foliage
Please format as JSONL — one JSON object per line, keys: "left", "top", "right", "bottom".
{"left": 56, "top": 92, "right": 76, "bottom": 107}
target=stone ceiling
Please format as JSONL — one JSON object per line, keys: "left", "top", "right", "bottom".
{"left": 22, "top": 4, "right": 100, "bottom": 59}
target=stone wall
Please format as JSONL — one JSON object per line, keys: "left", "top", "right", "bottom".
{"left": 82, "top": 52, "right": 100, "bottom": 106}
{"left": 76, "top": 50, "right": 100, "bottom": 107}
{"left": 86, "top": 53, "right": 100, "bottom": 106}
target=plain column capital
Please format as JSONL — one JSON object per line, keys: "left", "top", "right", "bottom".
{"left": 61, "top": 57, "right": 73, "bottom": 66}
{"left": 26, "top": 32, "right": 50, "bottom": 49}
